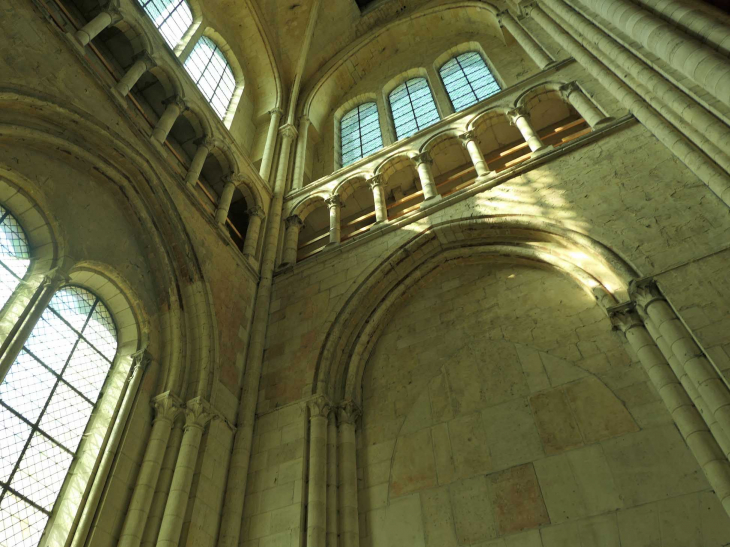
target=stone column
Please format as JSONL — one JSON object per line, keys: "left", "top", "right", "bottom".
{"left": 281, "top": 215, "right": 303, "bottom": 267}
{"left": 559, "top": 82, "right": 612, "bottom": 128}
{"left": 115, "top": 52, "right": 155, "bottom": 97}
{"left": 327, "top": 411, "right": 338, "bottom": 547}
{"left": 325, "top": 196, "right": 341, "bottom": 246}
{"left": 413, "top": 151, "right": 441, "bottom": 205}
{"left": 528, "top": 2, "right": 730, "bottom": 207}
{"left": 508, "top": 107, "right": 548, "bottom": 154}
{"left": 632, "top": 280, "right": 730, "bottom": 445}
{"left": 260, "top": 108, "right": 283, "bottom": 180}
{"left": 73, "top": 7, "right": 122, "bottom": 47}
{"left": 368, "top": 174, "right": 388, "bottom": 225}
{"left": 242, "top": 206, "right": 265, "bottom": 260}
{"left": 118, "top": 393, "right": 182, "bottom": 547}
{"left": 152, "top": 96, "right": 186, "bottom": 144}
{"left": 498, "top": 10, "right": 553, "bottom": 69}
{"left": 0, "top": 270, "right": 68, "bottom": 383}
{"left": 611, "top": 306, "right": 730, "bottom": 516}
{"left": 184, "top": 137, "right": 214, "bottom": 188}
{"left": 292, "top": 115, "right": 311, "bottom": 191}
{"left": 155, "top": 398, "right": 212, "bottom": 547}
{"left": 307, "top": 397, "right": 330, "bottom": 547}
{"left": 572, "top": 0, "right": 730, "bottom": 106}
{"left": 215, "top": 174, "right": 238, "bottom": 225}
{"left": 140, "top": 420, "right": 184, "bottom": 547}
{"left": 338, "top": 401, "right": 361, "bottom": 547}
{"left": 459, "top": 131, "right": 491, "bottom": 178}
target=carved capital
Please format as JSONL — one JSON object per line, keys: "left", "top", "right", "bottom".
{"left": 152, "top": 392, "right": 183, "bottom": 423}
{"left": 367, "top": 174, "right": 383, "bottom": 189}
{"left": 308, "top": 396, "right": 331, "bottom": 419}
{"left": 608, "top": 303, "right": 643, "bottom": 333}
{"left": 194, "top": 135, "right": 217, "bottom": 149}
{"left": 130, "top": 348, "right": 153, "bottom": 375}
{"left": 163, "top": 95, "right": 187, "bottom": 112}
{"left": 507, "top": 107, "right": 527, "bottom": 123}
{"left": 184, "top": 397, "right": 214, "bottom": 430}
{"left": 559, "top": 81, "right": 580, "bottom": 100}
{"left": 299, "top": 115, "right": 311, "bottom": 128}
{"left": 285, "top": 215, "right": 304, "bottom": 229}
{"left": 325, "top": 195, "right": 341, "bottom": 209}
{"left": 222, "top": 173, "right": 244, "bottom": 186}
{"left": 104, "top": 5, "right": 124, "bottom": 24}
{"left": 459, "top": 131, "right": 477, "bottom": 147}
{"left": 133, "top": 50, "right": 156, "bottom": 69}
{"left": 496, "top": 9, "right": 510, "bottom": 24}
{"left": 337, "top": 400, "right": 361, "bottom": 426}
{"left": 268, "top": 107, "right": 284, "bottom": 117}
{"left": 412, "top": 151, "right": 433, "bottom": 166}
{"left": 42, "top": 268, "right": 72, "bottom": 290}
{"left": 247, "top": 205, "right": 265, "bottom": 219}
{"left": 279, "top": 123, "right": 298, "bottom": 140}
{"left": 629, "top": 278, "right": 664, "bottom": 311}
{"left": 521, "top": 2, "right": 538, "bottom": 17}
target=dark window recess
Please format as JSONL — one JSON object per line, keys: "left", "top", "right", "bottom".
{"left": 227, "top": 200, "right": 249, "bottom": 251}
{"left": 355, "top": 0, "right": 379, "bottom": 10}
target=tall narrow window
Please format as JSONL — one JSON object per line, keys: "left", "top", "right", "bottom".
{"left": 388, "top": 78, "right": 440, "bottom": 140}
{"left": 340, "top": 103, "right": 383, "bottom": 167}
{"left": 137, "top": 0, "right": 193, "bottom": 49}
{"left": 0, "top": 205, "right": 31, "bottom": 313}
{"left": 0, "top": 287, "right": 118, "bottom": 546}
{"left": 439, "top": 52, "right": 501, "bottom": 112}
{"left": 184, "top": 36, "right": 236, "bottom": 120}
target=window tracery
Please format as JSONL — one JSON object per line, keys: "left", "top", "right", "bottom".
{"left": 439, "top": 51, "right": 501, "bottom": 112}
{"left": 388, "top": 78, "right": 440, "bottom": 140}
{"left": 0, "top": 205, "right": 31, "bottom": 314}
{"left": 340, "top": 102, "right": 384, "bottom": 167}
{"left": 137, "top": 0, "right": 193, "bottom": 49}
{"left": 184, "top": 36, "right": 236, "bottom": 119}
{"left": 0, "top": 287, "right": 118, "bottom": 546}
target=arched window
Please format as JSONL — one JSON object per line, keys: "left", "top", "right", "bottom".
{"left": 439, "top": 51, "right": 501, "bottom": 112}
{"left": 0, "top": 205, "right": 31, "bottom": 313}
{"left": 137, "top": 0, "right": 193, "bottom": 49}
{"left": 0, "top": 287, "right": 118, "bottom": 546}
{"left": 184, "top": 36, "right": 236, "bottom": 120}
{"left": 340, "top": 102, "right": 384, "bottom": 167}
{"left": 388, "top": 78, "right": 440, "bottom": 140}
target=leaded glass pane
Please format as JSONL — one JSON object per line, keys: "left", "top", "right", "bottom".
{"left": 0, "top": 205, "right": 31, "bottom": 313}
{"left": 137, "top": 0, "right": 193, "bottom": 49}
{"left": 184, "top": 36, "right": 236, "bottom": 119}
{"left": 0, "top": 286, "right": 119, "bottom": 543}
{"left": 389, "top": 78, "right": 440, "bottom": 140}
{"left": 340, "top": 102, "right": 383, "bottom": 167}
{"left": 439, "top": 52, "right": 501, "bottom": 112}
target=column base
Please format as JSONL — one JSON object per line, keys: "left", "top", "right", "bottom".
{"left": 531, "top": 145, "right": 554, "bottom": 158}
{"left": 419, "top": 195, "right": 442, "bottom": 209}
{"left": 369, "top": 220, "right": 387, "bottom": 231}
{"left": 594, "top": 117, "right": 615, "bottom": 128}
{"left": 65, "top": 32, "right": 87, "bottom": 55}
{"left": 110, "top": 87, "right": 129, "bottom": 109}
{"left": 324, "top": 241, "right": 340, "bottom": 250}
{"left": 476, "top": 172, "right": 498, "bottom": 183}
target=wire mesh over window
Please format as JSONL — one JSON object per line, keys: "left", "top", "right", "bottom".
{"left": 0, "top": 287, "right": 118, "bottom": 547}
{"left": 0, "top": 205, "right": 31, "bottom": 314}
{"left": 439, "top": 52, "right": 501, "bottom": 112}
{"left": 184, "top": 36, "right": 236, "bottom": 120}
{"left": 340, "top": 103, "right": 384, "bottom": 167}
{"left": 137, "top": 0, "right": 193, "bottom": 49}
{"left": 388, "top": 78, "right": 440, "bottom": 141}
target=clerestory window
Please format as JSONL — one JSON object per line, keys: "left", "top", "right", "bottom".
{"left": 0, "top": 205, "right": 31, "bottom": 313}
{"left": 388, "top": 78, "right": 440, "bottom": 141}
{"left": 340, "top": 102, "right": 384, "bottom": 167}
{"left": 0, "top": 287, "right": 118, "bottom": 546}
{"left": 137, "top": 0, "right": 193, "bottom": 49}
{"left": 439, "top": 51, "right": 501, "bottom": 112}
{"left": 184, "top": 36, "right": 236, "bottom": 120}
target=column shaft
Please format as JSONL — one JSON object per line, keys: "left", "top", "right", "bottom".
{"left": 326, "top": 197, "right": 341, "bottom": 245}
{"left": 560, "top": 83, "right": 611, "bottom": 128}
{"left": 529, "top": 3, "right": 730, "bottom": 206}
{"left": 573, "top": 0, "right": 730, "bottom": 106}
{"left": 338, "top": 420, "right": 359, "bottom": 547}
{"left": 500, "top": 11, "right": 553, "bottom": 68}
{"left": 215, "top": 180, "right": 237, "bottom": 225}
{"left": 292, "top": 117, "right": 311, "bottom": 191}
{"left": 281, "top": 216, "right": 303, "bottom": 266}
{"left": 260, "top": 109, "right": 283, "bottom": 180}
{"left": 414, "top": 152, "right": 440, "bottom": 203}
{"left": 116, "top": 55, "right": 153, "bottom": 97}
{"left": 369, "top": 177, "right": 388, "bottom": 224}
{"left": 510, "top": 110, "right": 545, "bottom": 152}
{"left": 327, "top": 414, "right": 338, "bottom": 547}
{"left": 75, "top": 9, "right": 117, "bottom": 47}
{"left": 460, "top": 133, "right": 491, "bottom": 178}
{"left": 152, "top": 100, "right": 184, "bottom": 144}
{"left": 242, "top": 207, "right": 264, "bottom": 259}
{"left": 185, "top": 141, "right": 211, "bottom": 188}
{"left": 307, "top": 404, "right": 329, "bottom": 547}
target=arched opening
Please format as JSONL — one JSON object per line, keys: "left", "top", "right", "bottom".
{"left": 226, "top": 188, "right": 250, "bottom": 252}
{"left": 426, "top": 133, "right": 475, "bottom": 197}
{"left": 472, "top": 110, "right": 528, "bottom": 173}
{"left": 184, "top": 35, "right": 236, "bottom": 121}
{"left": 378, "top": 156, "right": 422, "bottom": 220}
{"left": 337, "top": 176, "right": 376, "bottom": 242}
{"left": 295, "top": 197, "right": 329, "bottom": 262}
{"left": 522, "top": 87, "right": 591, "bottom": 149}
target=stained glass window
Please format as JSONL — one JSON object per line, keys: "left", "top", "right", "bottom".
{"left": 137, "top": 0, "right": 193, "bottom": 49}
{"left": 184, "top": 36, "right": 236, "bottom": 119}
{"left": 0, "top": 287, "right": 118, "bottom": 547}
{"left": 0, "top": 205, "right": 31, "bottom": 313}
{"left": 340, "top": 103, "right": 383, "bottom": 167}
{"left": 439, "top": 52, "right": 501, "bottom": 112}
{"left": 389, "top": 78, "right": 440, "bottom": 141}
